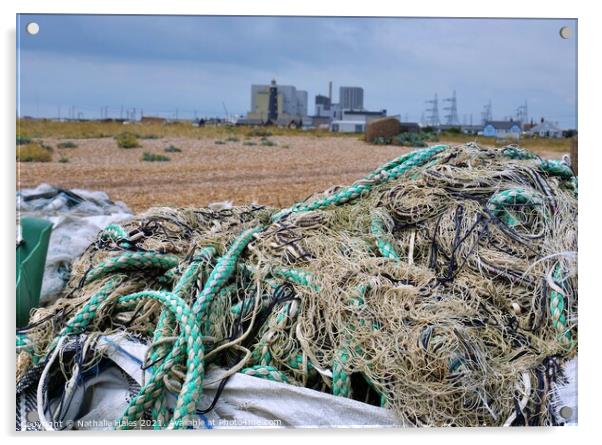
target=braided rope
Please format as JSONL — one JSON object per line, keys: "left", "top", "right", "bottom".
{"left": 331, "top": 285, "right": 368, "bottom": 398}
{"left": 193, "top": 227, "right": 263, "bottom": 317}
{"left": 149, "top": 250, "right": 213, "bottom": 428}
{"left": 16, "top": 333, "right": 33, "bottom": 354}
{"left": 85, "top": 252, "right": 179, "bottom": 284}
{"left": 117, "top": 229, "right": 260, "bottom": 429}
{"left": 100, "top": 224, "right": 128, "bottom": 242}
{"left": 272, "top": 145, "right": 448, "bottom": 220}
{"left": 549, "top": 264, "right": 574, "bottom": 348}
{"left": 332, "top": 348, "right": 352, "bottom": 397}
{"left": 241, "top": 365, "right": 290, "bottom": 384}
{"left": 486, "top": 187, "right": 545, "bottom": 226}
{"left": 271, "top": 266, "right": 320, "bottom": 291}
{"left": 53, "top": 278, "right": 120, "bottom": 344}
{"left": 116, "top": 291, "right": 203, "bottom": 429}
{"left": 370, "top": 213, "right": 400, "bottom": 260}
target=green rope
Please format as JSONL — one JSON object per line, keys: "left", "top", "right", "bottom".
{"left": 502, "top": 145, "right": 538, "bottom": 160}
{"left": 149, "top": 248, "right": 216, "bottom": 428}
{"left": 16, "top": 333, "right": 33, "bottom": 354}
{"left": 332, "top": 285, "right": 368, "bottom": 399}
{"left": 271, "top": 266, "right": 320, "bottom": 291}
{"left": 53, "top": 278, "right": 120, "bottom": 345}
{"left": 332, "top": 284, "right": 386, "bottom": 405}
{"left": 118, "top": 228, "right": 261, "bottom": 429}
{"left": 193, "top": 227, "right": 263, "bottom": 317}
{"left": 549, "top": 264, "right": 574, "bottom": 348}
{"left": 332, "top": 348, "right": 352, "bottom": 397}
{"left": 100, "top": 224, "right": 128, "bottom": 242}
{"left": 85, "top": 251, "right": 179, "bottom": 284}
{"left": 116, "top": 291, "right": 204, "bottom": 429}
{"left": 241, "top": 365, "right": 290, "bottom": 384}
{"left": 486, "top": 187, "right": 545, "bottom": 226}
{"left": 370, "top": 214, "right": 400, "bottom": 260}
{"left": 539, "top": 159, "right": 574, "bottom": 179}
{"left": 272, "top": 145, "right": 448, "bottom": 220}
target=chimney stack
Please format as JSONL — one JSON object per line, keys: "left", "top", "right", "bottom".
{"left": 328, "top": 81, "right": 332, "bottom": 103}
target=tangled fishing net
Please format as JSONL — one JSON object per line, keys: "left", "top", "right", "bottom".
{"left": 16, "top": 143, "right": 578, "bottom": 428}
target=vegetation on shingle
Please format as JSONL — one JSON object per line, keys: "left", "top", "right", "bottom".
{"left": 17, "top": 143, "right": 52, "bottom": 162}
{"left": 246, "top": 128, "right": 272, "bottom": 137}
{"left": 372, "top": 132, "right": 439, "bottom": 147}
{"left": 260, "top": 138, "right": 276, "bottom": 146}
{"left": 164, "top": 144, "right": 182, "bottom": 153}
{"left": 58, "top": 156, "right": 70, "bottom": 163}
{"left": 115, "top": 132, "right": 141, "bottom": 148}
{"left": 142, "top": 151, "right": 170, "bottom": 162}
{"left": 57, "top": 141, "right": 78, "bottom": 148}
{"left": 16, "top": 135, "right": 32, "bottom": 145}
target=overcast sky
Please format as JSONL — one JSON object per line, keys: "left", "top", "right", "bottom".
{"left": 17, "top": 15, "right": 577, "bottom": 128}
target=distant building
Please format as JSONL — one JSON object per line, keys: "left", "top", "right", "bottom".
{"left": 482, "top": 120, "right": 522, "bottom": 139}
{"left": 341, "top": 109, "right": 386, "bottom": 122}
{"left": 339, "top": 86, "right": 364, "bottom": 110}
{"left": 330, "top": 120, "right": 367, "bottom": 133}
{"left": 330, "top": 109, "right": 387, "bottom": 133}
{"left": 296, "top": 90, "right": 308, "bottom": 117}
{"left": 247, "top": 79, "right": 308, "bottom": 124}
{"left": 527, "top": 119, "right": 563, "bottom": 138}
{"left": 315, "top": 95, "right": 331, "bottom": 117}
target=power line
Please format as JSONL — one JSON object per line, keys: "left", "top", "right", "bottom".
{"left": 443, "top": 90, "right": 459, "bottom": 126}
{"left": 481, "top": 100, "right": 492, "bottom": 124}
{"left": 425, "top": 93, "right": 440, "bottom": 127}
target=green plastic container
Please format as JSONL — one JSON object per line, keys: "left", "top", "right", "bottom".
{"left": 16, "top": 217, "right": 52, "bottom": 327}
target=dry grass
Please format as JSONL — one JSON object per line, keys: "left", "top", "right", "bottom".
{"left": 17, "top": 143, "right": 52, "bottom": 162}
{"left": 17, "top": 119, "right": 358, "bottom": 140}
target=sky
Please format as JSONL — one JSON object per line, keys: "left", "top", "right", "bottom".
{"left": 17, "top": 15, "right": 577, "bottom": 128}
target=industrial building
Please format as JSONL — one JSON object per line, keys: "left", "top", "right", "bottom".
{"left": 311, "top": 82, "right": 385, "bottom": 131}
{"left": 330, "top": 110, "right": 389, "bottom": 133}
{"left": 339, "top": 86, "right": 364, "bottom": 111}
{"left": 315, "top": 94, "right": 331, "bottom": 117}
{"left": 246, "top": 80, "right": 308, "bottom": 126}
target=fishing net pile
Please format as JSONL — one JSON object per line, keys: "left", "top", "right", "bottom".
{"left": 16, "top": 143, "right": 578, "bottom": 429}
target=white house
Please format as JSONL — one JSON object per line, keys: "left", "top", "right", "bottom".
{"left": 527, "top": 120, "right": 563, "bottom": 138}
{"left": 482, "top": 121, "right": 522, "bottom": 140}
{"left": 330, "top": 120, "right": 367, "bottom": 133}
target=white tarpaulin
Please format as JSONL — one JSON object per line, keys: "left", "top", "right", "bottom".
{"left": 17, "top": 184, "right": 132, "bottom": 304}
{"left": 17, "top": 334, "right": 577, "bottom": 430}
